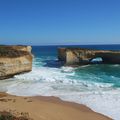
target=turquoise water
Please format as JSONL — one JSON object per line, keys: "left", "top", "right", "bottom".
{"left": 75, "top": 64, "right": 120, "bottom": 87}
{"left": 0, "top": 45, "right": 120, "bottom": 119}
{"left": 32, "top": 45, "right": 120, "bottom": 89}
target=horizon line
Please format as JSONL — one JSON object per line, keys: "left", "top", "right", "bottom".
{"left": 1, "top": 43, "right": 120, "bottom": 46}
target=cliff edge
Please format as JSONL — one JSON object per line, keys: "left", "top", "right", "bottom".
{"left": 58, "top": 48, "right": 120, "bottom": 66}
{"left": 0, "top": 45, "right": 33, "bottom": 80}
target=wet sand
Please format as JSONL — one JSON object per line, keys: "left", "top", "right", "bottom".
{"left": 0, "top": 92, "right": 112, "bottom": 120}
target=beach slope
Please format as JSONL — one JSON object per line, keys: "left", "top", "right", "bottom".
{"left": 0, "top": 93, "right": 112, "bottom": 120}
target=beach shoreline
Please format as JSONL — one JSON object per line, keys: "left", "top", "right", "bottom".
{"left": 0, "top": 92, "right": 112, "bottom": 120}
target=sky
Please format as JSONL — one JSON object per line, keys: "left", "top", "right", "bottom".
{"left": 0, "top": 0, "right": 119, "bottom": 45}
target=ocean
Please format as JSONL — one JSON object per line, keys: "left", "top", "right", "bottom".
{"left": 0, "top": 45, "right": 120, "bottom": 119}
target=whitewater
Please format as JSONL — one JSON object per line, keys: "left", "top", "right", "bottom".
{"left": 0, "top": 45, "right": 120, "bottom": 120}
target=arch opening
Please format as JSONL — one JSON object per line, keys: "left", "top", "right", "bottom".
{"left": 90, "top": 57, "right": 103, "bottom": 64}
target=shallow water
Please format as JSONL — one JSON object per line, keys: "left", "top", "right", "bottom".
{"left": 0, "top": 45, "right": 120, "bottom": 120}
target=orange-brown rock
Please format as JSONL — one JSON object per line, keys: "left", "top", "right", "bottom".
{"left": 0, "top": 45, "right": 33, "bottom": 80}
{"left": 58, "top": 48, "right": 120, "bottom": 65}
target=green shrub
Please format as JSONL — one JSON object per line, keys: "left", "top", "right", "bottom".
{"left": 0, "top": 111, "right": 32, "bottom": 120}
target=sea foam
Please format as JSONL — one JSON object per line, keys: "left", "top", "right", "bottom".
{"left": 0, "top": 65, "right": 119, "bottom": 119}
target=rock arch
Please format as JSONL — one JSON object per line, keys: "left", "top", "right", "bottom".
{"left": 58, "top": 48, "right": 120, "bottom": 65}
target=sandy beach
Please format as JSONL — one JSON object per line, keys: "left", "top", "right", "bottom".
{"left": 0, "top": 92, "right": 112, "bottom": 120}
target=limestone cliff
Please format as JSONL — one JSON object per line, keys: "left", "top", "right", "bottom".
{"left": 58, "top": 48, "right": 120, "bottom": 66}
{"left": 0, "top": 45, "right": 33, "bottom": 80}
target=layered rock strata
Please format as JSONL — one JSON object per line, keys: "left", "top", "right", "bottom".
{"left": 0, "top": 45, "right": 33, "bottom": 80}
{"left": 58, "top": 48, "right": 120, "bottom": 65}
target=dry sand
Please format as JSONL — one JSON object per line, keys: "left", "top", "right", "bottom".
{"left": 0, "top": 92, "right": 112, "bottom": 120}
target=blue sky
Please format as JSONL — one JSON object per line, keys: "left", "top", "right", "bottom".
{"left": 0, "top": 0, "right": 119, "bottom": 45}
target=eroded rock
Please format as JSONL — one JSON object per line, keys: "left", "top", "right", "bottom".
{"left": 0, "top": 45, "right": 33, "bottom": 80}
{"left": 58, "top": 48, "right": 120, "bottom": 66}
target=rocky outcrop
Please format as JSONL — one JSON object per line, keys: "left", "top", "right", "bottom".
{"left": 0, "top": 45, "right": 33, "bottom": 80}
{"left": 58, "top": 48, "right": 120, "bottom": 65}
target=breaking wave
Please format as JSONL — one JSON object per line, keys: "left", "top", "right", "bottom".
{"left": 0, "top": 45, "right": 120, "bottom": 120}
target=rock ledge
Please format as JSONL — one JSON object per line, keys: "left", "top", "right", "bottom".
{"left": 58, "top": 47, "right": 120, "bottom": 66}
{"left": 0, "top": 45, "right": 33, "bottom": 80}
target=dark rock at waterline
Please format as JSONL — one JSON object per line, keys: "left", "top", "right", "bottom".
{"left": 0, "top": 45, "right": 33, "bottom": 80}
{"left": 58, "top": 47, "right": 120, "bottom": 66}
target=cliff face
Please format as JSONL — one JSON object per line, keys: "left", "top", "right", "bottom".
{"left": 58, "top": 48, "right": 66, "bottom": 61}
{"left": 58, "top": 48, "right": 120, "bottom": 65}
{"left": 0, "top": 45, "right": 33, "bottom": 80}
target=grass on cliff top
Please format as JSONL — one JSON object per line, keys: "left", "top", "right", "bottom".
{"left": 0, "top": 46, "right": 28, "bottom": 57}
{"left": 0, "top": 111, "right": 32, "bottom": 120}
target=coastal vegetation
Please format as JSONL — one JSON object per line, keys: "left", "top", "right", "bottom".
{"left": 0, "top": 46, "right": 29, "bottom": 58}
{"left": 0, "top": 45, "right": 33, "bottom": 80}
{"left": 0, "top": 111, "right": 32, "bottom": 120}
